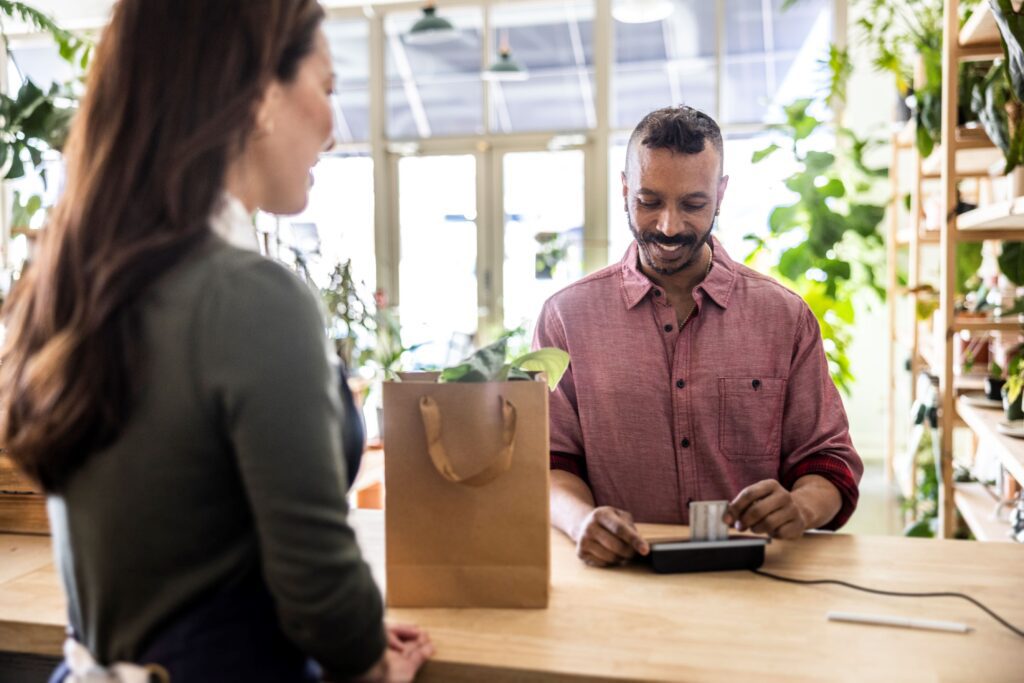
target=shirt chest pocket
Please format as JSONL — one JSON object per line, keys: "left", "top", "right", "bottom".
{"left": 717, "top": 377, "right": 786, "bottom": 459}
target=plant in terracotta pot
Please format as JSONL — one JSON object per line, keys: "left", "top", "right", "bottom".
{"left": 987, "top": 360, "right": 1006, "bottom": 400}
{"left": 1003, "top": 354, "right": 1024, "bottom": 421}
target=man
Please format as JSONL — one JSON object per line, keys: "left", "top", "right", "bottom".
{"left": 533, "top": 105, "right": 862, "bottom": 567}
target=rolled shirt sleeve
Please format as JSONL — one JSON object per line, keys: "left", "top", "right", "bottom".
{"left": 778, "top": 305, "right": 863, "bottom": 530}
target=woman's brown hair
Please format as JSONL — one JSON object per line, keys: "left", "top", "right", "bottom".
{"left": 0, "top": 0, "right": 325, "bottom": 490}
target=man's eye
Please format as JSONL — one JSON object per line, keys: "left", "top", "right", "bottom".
{"left": 684, "top": 203, "right": 707, "bottom": 211}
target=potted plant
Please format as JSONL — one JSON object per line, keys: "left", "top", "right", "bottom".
{"left": 987, "top": 360, "right": 1006, "bottom": 400}
{"left": 1003, "top": 354, "right": 1024, "bottom": 421}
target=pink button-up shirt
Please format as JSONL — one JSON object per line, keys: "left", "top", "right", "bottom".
{"left": 533, "top": 238, "right": 862, "bottom": 529}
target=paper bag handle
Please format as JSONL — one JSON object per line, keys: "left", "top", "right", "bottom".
{"left": 417, "top": 395, "right": 517, "bottom": 487}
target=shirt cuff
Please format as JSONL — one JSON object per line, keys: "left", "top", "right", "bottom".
{"left": 551, "top": 451, "right": 588, "bottom": 484}
{"left": 781, "top": 455, "right": 859, "bottom": 531}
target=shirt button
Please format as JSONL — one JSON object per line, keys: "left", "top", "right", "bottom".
{"left": 680, "top": 438, "right": 690, "bottom": 448}
{"left": 664, "top": 324, "right": 673, "bottom": 333}
{"left": 653, "top": 289, "right": 662, "bottom": 297}
{"left": 752, "top": 379, "right": 761, "bottom": 389}
{"left": 676, "top": 379, "right": 685, "bottom": 389}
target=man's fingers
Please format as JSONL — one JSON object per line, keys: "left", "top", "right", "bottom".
{"left": 578, "top": 537, "right": 620, "bottom": 566}
{"left": 597, "top": 509, "right": 649, "bottom": 554}
{"left": 726, "top": 480, "right": 781, "bottom": 525}
{"left": 590, "top": 524, "right": 635, "bottom": 560}
{"left": 750, "top": 506, "right": 797, "bottom": 536}
{"left": 738, "top": 491, "right": 788, "bottom": 531}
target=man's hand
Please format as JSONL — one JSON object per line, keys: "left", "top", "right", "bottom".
{"left": 573, "top": 506, "right": 650, "bottom": 567}
{"left": 724, "top": 479, "right": 810, "bottom": 540}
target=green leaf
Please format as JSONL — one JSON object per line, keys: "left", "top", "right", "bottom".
{"left": 510, "top": 348, "right": 571, "bottom": 391}
{"left": 816, "top": 177, "right": 846, "bottom": 198}
{"left": 752, "top": 143, "right": 780, "bottom": 163}
{"left": 990, "top": 0, "right": 1024, "bottom": 101}
{"left": 999, "top": 241, "right": 1024, "bottom": 287}
{"left": 804, "top": 151, "right": 835, "bottom": 175}
{"left": 903, "top": 519, "right": 935, "bottom": 538}
{"left": 778, "top": 245, "right": 812, "bottom": 281}
{"left": 768, "top": 204, "right": 801, "bottom": 234}
{"left": 957, "top": 242, "right": 984, "bottom": 294}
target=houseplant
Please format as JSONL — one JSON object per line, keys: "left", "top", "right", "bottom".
{"left": 747, "top": 99, "right": 887, "bottom": 394}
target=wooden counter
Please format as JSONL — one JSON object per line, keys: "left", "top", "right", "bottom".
{"left": 2, "top": 512, "right": 1023, "bottom": 682}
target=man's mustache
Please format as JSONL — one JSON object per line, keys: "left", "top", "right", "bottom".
{"left": 640, "top": 233, "right": 696, "bottom": 247}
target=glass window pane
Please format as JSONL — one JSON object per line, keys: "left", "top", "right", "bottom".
{"left": 613, "top": 0, "right": 716, "bottom": 128}
{"left": 502, "top": 150, "right": 585, "bottom": 335}
{"left": 722, "top": 59, "right": 770, "bottom": 124}
{"left": 771, "top": 0, "right": 830, "bottom": 52}
{"left": 724, "top": 0, "right": 764, "bottom": 55}
{"left": 492, "top": 72, "right": 592, "bottom": 133}
{"left": 398, "top": 155, "right": 478, "bottom": 368}
{"left": 280, "top": 155, "right": 376, "bottom": 289}
{"left": 489, "top": 1, "right": 595, "bottom": 133}
{"left": 325, "top": 18, "right": 371, "bottom": 143}
{"left": 385, "top": 8, "right": 484, "bottom": 139}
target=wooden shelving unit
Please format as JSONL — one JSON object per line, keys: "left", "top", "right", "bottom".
{"left": 932, "top": 0, "right": 1024, "bottom": 538}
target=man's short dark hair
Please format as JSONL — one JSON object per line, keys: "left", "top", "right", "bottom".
{"left": 626, "top": 105, "right": 724, "bottom": 173}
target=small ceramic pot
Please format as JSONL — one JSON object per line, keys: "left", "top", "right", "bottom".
{"left": 985, "top": 377, "right": 1006, "bottom": 401}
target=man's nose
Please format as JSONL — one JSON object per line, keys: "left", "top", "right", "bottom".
{"left": 655, "top": 206, "right": 685, "bottom": 237}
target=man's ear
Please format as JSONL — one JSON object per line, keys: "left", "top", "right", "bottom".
{"left": 717, "top": 174, "right": 730, "bottom": 207}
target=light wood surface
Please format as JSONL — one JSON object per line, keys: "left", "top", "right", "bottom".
{"left": 2, "top": 512, "right": 1024, "bottom": 681}
{"left": 954, "top": 482, "right": 1013, "bottom": 542}
{"left": 0, "top": 455, "right": 48, "bottom": 535}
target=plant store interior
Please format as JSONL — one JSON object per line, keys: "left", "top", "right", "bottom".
{"left": 0, "top": 0, "right": 1023, "bottom": 681}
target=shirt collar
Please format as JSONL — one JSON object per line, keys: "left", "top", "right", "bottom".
{"left": 210, "top": 193, "right": 261, "bottom": 252}
{"left": 619, "top": 235, "right": 737, "bottom": 310}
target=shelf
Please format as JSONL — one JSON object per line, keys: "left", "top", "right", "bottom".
{"left": 921, "top": 145, "right": 1002, "bottom": 179}
{"left": 953, "top": 482, "right": 1014, "bottom": 542}
{"left": 952, "top": 126, "right": 996, "bottom": 150}
{"left": 951, "top": 316, "right": 1024, "bottom": 332}
{"left": 956, "top": 397, "right": 1024, "bottom": 485}
{"left": 959, "top": 2, "right": 1002, "bottom": 51}
{"left": 956, "top": 197, "right": 1024, "bottom": 236}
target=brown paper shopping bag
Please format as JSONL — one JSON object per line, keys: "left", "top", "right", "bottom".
{"left": 382, "top": 373, "right": 550, "bottom": 608}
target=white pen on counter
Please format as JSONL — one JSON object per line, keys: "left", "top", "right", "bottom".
{"left": 827, "top": 611, "right": 972, "bottom": 634}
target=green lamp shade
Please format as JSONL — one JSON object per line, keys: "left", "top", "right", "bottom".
{"left": 406, "top": 6, "right": 458, "bottom": 45}
{"left": 483, "top": 51, "right": 529, "bottom": 82}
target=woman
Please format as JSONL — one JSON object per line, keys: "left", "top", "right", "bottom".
{"left": 0, "top": 1, "right": 431, "bottom": 680}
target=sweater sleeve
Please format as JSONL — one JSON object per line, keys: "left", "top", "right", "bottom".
{"left": 201, "top": 254, "right": 385, "bottom": 677}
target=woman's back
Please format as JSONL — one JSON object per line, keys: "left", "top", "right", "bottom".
{"left": 48, "top": 236, "right": 386, "bottom": 674}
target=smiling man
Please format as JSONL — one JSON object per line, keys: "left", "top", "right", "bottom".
{"left": 533, "top": 105, "right": 863, "bottom": 567}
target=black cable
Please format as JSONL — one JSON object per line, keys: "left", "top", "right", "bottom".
{"left": 751, "top": 568, "right": 1024, "bottom": 638}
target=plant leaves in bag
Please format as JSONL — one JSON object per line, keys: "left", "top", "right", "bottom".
{"left": 440, "top": 339, "right": 570, "bottom": 390}
{"left": 440, "top": 338, "right": 509, "bottom": 383}
{"left": 509, "top": 349, "right": 571, "bottom": 390}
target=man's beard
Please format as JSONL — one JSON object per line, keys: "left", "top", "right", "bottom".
{"left": 628, "top": 213, "right": 717, "bottom": 276}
